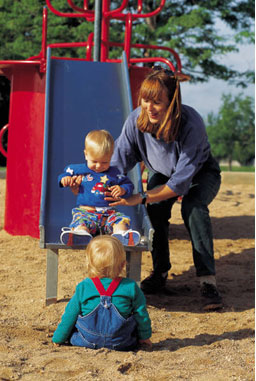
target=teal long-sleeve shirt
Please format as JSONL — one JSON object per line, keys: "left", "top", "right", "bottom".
{"left": 52, "top": 277, "right": 152, "bottom": 344}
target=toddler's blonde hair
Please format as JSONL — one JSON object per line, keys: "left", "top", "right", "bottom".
{"left": 85, "top": 129, "right": 114, "bottom": 157}
{"left": 86, "top": 235, "right": 126, "bottom": 278}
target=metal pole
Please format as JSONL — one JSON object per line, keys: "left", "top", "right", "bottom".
{"left": 93, "top": 0, "right": 102, "bottom": 61}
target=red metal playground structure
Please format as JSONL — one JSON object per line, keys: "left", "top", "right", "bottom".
{"left": 0, "top": 0, "right": 185, "bottom": 240}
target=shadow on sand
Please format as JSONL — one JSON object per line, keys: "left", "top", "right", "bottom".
{"left": 153, "top": 328, "right": 255, "bottom": 352}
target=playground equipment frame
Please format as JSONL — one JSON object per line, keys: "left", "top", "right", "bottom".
{"left": 0, "top": 1, "right": 186, "bottom": 305}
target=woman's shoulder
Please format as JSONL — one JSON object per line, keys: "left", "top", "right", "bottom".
{"left": 118, "top": 107, "right": 141, "bottom": 141}
{"left": 181, "top": 104, "right": 204, "bottom": 124}
{"left": 179, "top": 105, "right": 206, "bottom": 140}
{"left": 126, "top": 107, "right": 141, "bottom": 124}
{"left": 130, "top": 106, "right": 141, "bottom": 117}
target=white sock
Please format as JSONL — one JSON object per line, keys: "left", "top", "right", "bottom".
{"left": 73, "top": 227, "right": 91, "bottom": 235}
{"left": 112, "top": 230, "right": 126, "bottom": 235}
{"left": 113, "top": 229, "right": 138, "bottom": 235}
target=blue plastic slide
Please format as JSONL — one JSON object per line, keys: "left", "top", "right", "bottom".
{"left": 39, "top": 50, "right": 153, "bottom": 303}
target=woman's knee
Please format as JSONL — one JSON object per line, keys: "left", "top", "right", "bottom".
{"left": 147, "top": 203, "right": 171, "bottom": 226}
{"left": 181, "top": 197, "right": 209, "bottom": 224}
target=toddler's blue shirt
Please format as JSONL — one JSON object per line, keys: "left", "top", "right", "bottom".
{"left": 58, "top": 163, "right": 134, "bottom": 207}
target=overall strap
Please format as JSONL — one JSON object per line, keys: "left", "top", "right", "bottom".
{"left": 92, "top": 277, "right": 122, "bottom": 296}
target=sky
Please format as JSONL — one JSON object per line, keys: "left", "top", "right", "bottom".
{"left": 180, "top": 22, "right": 255, "bottom": 120}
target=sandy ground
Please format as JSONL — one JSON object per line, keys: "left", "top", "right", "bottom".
{"left": 0, "top": 172, "right": 254, "bottom": 380}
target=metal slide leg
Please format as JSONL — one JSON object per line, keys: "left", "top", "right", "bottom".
{"left": 46, "top": 248, "right": 58, "bottom": 306}
{"left": 126, "top": 250, "right": 142, "bottom": 286}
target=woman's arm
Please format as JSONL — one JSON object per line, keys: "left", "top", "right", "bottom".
{"left": 105, "top": 184, "right": 178, "bottom": 207}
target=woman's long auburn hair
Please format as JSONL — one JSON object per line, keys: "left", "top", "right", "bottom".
{"left": 137, "top": 69, "right": 187, "bottom": 142}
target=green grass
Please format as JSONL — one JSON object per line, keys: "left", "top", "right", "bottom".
{"left": 220, "top": 166, "right": 255, "bottom": 172}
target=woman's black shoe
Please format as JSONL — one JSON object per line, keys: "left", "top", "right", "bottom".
{"left": 141, "top": 272, "right": 167, "bottom": 294}
{"left": 201, "top": 282, "right": 223, "bottom": 311}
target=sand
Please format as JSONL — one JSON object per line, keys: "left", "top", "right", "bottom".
{"left": 0, "top": 172, "right": 254, "bottom": 380}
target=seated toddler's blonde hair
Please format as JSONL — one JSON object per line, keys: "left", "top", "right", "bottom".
{"left": 86, "top": 235, "right": 126, "bottom": 279}
{"left": 85, "top": 129, "right": 114, "bottom": 157}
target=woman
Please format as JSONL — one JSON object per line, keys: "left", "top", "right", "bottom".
{"left": 107, "top": 67, "right": 222, "bottom": 311}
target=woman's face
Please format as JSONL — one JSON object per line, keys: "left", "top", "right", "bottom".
{"left": 141, "top": 90, "right": 169, "bottom": 124}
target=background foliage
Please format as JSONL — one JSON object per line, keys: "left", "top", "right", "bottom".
{"left": 0, "top": 0, "right": 254, "bottom": 84}
{"left": 207, "top": 94, "right": 255, "bottom": 169}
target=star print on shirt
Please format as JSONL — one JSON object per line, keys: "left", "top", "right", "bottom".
{"left": 100, "top": 175, "right": 109, "bottom": 184}
{"left": 66, "top": 167, "right": 74, "bottom": 175}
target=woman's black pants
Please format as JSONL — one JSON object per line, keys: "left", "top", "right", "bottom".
{"left": 146, "top": 157, "right": 221, "bottom": 277}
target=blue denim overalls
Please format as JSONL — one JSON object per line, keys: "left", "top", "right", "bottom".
{"left": 70, "top": 277, "right": 138, "bottom": 351}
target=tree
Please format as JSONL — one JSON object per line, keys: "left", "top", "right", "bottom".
{"left": 233, "top": 96, "right": 255, "bottom": 166}
{"left": 0, "top": 0, "right": 94, "bottom": 60}
{"left": 111, "top": 0, "right": 254, "bottom": 86}
{"left": 206, "top": 93, "right": 255, "bottom": 169}
{"left": 0, "top": 0, "right": 254, "bottom": 85}
{"left": 0, "top": 1, "right": 254, "bottom": 165}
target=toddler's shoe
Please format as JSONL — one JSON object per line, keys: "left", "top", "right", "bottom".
{"left": 112, "top": 229, "right": 141, "bottom": 246}
{"left": 60, "top": 227, "right": 92, "bottom": 246}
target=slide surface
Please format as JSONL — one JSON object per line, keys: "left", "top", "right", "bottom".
{"left": 40, "top": 51, "right": 153, "bottom": 250}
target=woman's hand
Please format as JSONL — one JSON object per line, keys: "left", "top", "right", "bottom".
{"left": 105, "top": 184, "right": 178, "bottom": 206}
{"left": 104, "top": 193, "right": 142, "bottom": 207}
